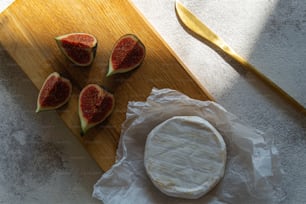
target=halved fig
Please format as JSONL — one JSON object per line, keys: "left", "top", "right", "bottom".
{"left": 55, "top": 33, "right": 97, "bottom": 66}
{"left": 78, "top": 84, "right": 115, "bottom": 135}
{"left": 36, "top": 72, "right": 72, "bottom": 112}
{"left": 107, "top": 34, "right": 145, "bottom": 77}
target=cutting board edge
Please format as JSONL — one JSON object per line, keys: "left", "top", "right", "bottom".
{"left": 128, "top": 0, "right": 215, "bottom": 102}
{"left": 0, "top": 0, "right": 216, "bottom": 172}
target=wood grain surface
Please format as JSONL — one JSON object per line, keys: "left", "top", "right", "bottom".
{"left": 0, "top": 0, "right": 213, "bottom": 171}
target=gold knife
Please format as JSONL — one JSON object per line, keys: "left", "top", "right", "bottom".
{"left": 175, "top": 0, "right": 305, "bottom": 113}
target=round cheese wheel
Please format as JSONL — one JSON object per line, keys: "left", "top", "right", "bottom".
{"left": 144, "top": 116, "right": 226, "bottom": 199}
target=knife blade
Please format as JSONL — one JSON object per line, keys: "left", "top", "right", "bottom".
{"left": 175, "top": 0, "right": 305, "bottom": 113}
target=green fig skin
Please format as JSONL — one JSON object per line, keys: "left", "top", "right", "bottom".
{"left": 78, "top": 84, "right": 115, "bottom": 135}
{"left": 36, "top": 72, "right": 72, "bottom": 113}
{"left": 55, "top": 33, "right": 98, "bottom": 67}
{"left": 107, "top": 34, "right": 145, "bottom": 77}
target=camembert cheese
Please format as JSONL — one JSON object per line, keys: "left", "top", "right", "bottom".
{"left": 144, "top": 116, "right": 226, "bottom": 199}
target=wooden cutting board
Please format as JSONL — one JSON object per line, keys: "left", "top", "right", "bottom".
{"left": 0, "top": 0, "right": 213, "bottom": 171}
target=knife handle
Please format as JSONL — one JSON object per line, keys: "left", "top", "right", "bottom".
{"left": 215, "top": 38, "right": 305, "bottom": 113}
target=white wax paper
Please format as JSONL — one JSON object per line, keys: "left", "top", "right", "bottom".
{"left": 93, "top": 88, "right": 285, "bottom": 204}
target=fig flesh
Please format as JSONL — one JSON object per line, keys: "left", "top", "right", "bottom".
{"left": 78, "top": 84, "right": 115, "bottom": 135}
{"left": 107, "top": 34, "right": 145, "bottom": 77}
{"left": 36, "top": 72, "right": 72, "bottom": 112}
{"left": 55, "top": 33, "right": 97, "bottom": 66}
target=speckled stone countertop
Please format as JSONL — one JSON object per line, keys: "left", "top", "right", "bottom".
{"left": 1, "top": 0, "right": 305, "bottom": 203}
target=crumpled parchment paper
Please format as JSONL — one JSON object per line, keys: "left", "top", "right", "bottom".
{"left": 93, "top": 88, "right": 285, "bottom": 204}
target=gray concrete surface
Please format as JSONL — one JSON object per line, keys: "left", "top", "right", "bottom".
{"left": 131, "top": 0, "right": 306, "bottom": 203}
{"left": 0, "top": 49, "right": 102, "bottom": 203}
{"left": 0, "top": 0, "right": 306, "bottom": 203}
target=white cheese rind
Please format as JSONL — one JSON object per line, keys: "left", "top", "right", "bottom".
{"left": 144, "top": 116, "right": 226, "bottom": 199}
